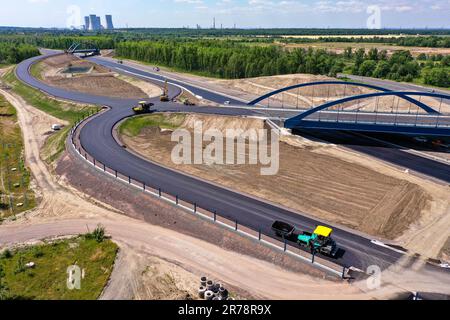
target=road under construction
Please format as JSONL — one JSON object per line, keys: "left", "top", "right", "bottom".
{"left": 14, "top": 50, "right": 450, "bottom": 279}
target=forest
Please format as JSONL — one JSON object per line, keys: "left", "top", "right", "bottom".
{"left": 115, "top": 40, "right": 450, "bottom": 87}
{"left": 0, "top": 42, "right": 40, "bottom": 65}
{"left": 0, "top": 32, "right": 448, "bottom": 88}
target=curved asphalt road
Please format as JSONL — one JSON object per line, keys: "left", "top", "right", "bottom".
{"left": 16, "top": 52, "right": 418, "bottom": 272}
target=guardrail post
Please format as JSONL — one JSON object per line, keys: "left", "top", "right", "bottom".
{"left": 284, "top": 239, "right": 287, "bottom": 252}
{"left": 258, "top": 229, "right": 261, "bottom": 241}
{"left": 194, "top": 203, "right": 197, "bottom": 213}
{"left": 214, "top": 211, "right": 217, "bottom": 222}
{"left": 93, "top": 159, "right": 96, "bottom": 166}
{"left": 143, "top": 183, "right": 146, "bottom": 191}
{"left": 176, "top": 195, "right": 178, "bottom": 205}
{"left": 115, "top": 170, "right": 117, "bottom": 178}
{"left": 311, "top": 252, "right": 315, "bottom": 264}
{"left": 128, "top": 176, "right": 131, "bottom": 184}
{"left": 158, "top": 188, "right": 161, "bottom": 197}
{"left": 235, "top": 220, "right": 238, "bottom": 231}
{"left": 103, "top": 164, "right": 106, "bottom": 172}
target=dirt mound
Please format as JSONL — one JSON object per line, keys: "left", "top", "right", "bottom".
{"left": 135, "top": 257, "right": 197, "bottom": 300}
{"left": 182, "top": 114, "right": 265, "bottom": 133}
{"left": 36, "top": 54, "right": 148, "bottom": 99}
{"left": 212, "top": 73, "right": 376, "bottom": 109}
{"left": 45, "top": 74, "right": 147, "bottom": 99}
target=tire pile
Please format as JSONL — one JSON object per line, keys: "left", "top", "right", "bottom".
{"left": 198, "top": 277, "right": 233, "bottom": 300}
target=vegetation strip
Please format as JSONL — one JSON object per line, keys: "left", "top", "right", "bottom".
{"left": 0, "top": 93, "right": 35, "bottom": 219}
{"left": 1, "top": 68, "right": 100, "bottom": 163}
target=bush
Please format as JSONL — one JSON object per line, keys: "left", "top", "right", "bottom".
{"left": 423, "top": 68, "right": 450, "bottom": 87}
{"left": 85, "top": 225, "right": 106, "bottom": 243}
{"left": 14, "top": 256, "right": 26, "bottom": 274}
{"left": 0, "top": 249, "right": 13, "bottom": 259}
{"left": 32, "top": 247, "right": 44, "bottom": 258}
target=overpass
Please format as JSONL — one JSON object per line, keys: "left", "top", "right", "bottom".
{"left": 246, "top": 81, "right": 450, "bottom": 136}
{"left": 284, "top": 91, "right": 450, "bottom": 136}
{"left": 66, "top": 43, "right": 100, "bottom": 57}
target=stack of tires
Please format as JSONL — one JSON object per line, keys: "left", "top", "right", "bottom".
{"left": 198, "top": 276, "right": 233, "bottom": 300}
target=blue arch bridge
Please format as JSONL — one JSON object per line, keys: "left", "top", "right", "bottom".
{"left": 246, "top": 81, "right": 450, "bottom": 137}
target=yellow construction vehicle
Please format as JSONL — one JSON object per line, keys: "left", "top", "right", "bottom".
{"left": 160, "top": 80, "right": 169, "bottom": 102}
{"left": 132, "top": 101, "right": 153, "bottom": 114}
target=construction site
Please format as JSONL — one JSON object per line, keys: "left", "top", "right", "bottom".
{"left": 1, "top": 38, "right": 450, "bottom": 304}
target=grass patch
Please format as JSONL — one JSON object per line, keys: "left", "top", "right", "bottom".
{"left": 0, "top": 227, "right": 118, "bottom": 300}
{"left": 3, "top": 68, "right": 98, "bottom": 123}
{"left": 120, "top": 113, "right": 186, "bottom": 137}
{"left": 29, "top": 61, "right": 44, "bottom": 81}
{"left": 0, "top": 93, "right": 35, "bottom": 219}
{"left": 40, "top": 127, "right": 71, "bottom": 164}
{"left": 1, "top": 68, "right": 100, "bottom": 163}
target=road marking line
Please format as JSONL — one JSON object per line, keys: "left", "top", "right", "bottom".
{"left": 370, "top": 240, "right": 407, "bottom": 254}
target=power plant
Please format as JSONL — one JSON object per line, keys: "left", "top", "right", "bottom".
{"left": 84, "top": 14, "right": 114, "bottom": 31}
{"left": 105, "top": 15, "right": 114, "bottom": 30}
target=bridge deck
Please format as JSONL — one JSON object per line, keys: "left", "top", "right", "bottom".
{"left": 286, "top": 111, "right": 450, "bottom": 136}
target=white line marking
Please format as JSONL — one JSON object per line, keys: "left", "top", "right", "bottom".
{"left": 370, "top": 240, "right": 406, "bottom": 254}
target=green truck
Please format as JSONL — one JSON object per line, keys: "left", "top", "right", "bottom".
{"left": 297, "top": 225, "right": 338, "bottom": 257}
{"left": 272, "top": 221, "right": 338, "bottom": 257}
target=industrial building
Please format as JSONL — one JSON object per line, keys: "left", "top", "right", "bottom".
{"left": 84, "top": 16, "right": 90, "bottom": 31}
{"left": 84, "top": 14, "right": 102, "bottom": 31}
{"left": 83, "top": 14, "right": 114, "bottom": 31}
{"left": 105, "top": 15, "right": 114, "bottom": 30}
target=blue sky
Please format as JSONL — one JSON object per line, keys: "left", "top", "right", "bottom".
{"left": 1, "top": 0, "right": 449, "bottom": 29}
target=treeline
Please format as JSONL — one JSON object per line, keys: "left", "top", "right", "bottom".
{"left": 350, "top": 49, "right": 420, "bottom": 82}
{"left": 280, "top": 36, "right": 450, "bottom": 48}
{"left": 0, "top": 42, "right": 40, "bottom": 64}
{"left": 116, "top": 40, "right": 345, "bottom": 79}
{"left": 2, "top": 27, "right": 450, "bottom": 37}
{"left": 116, "top": 40, "right": 449, "bottom": 88}
{"left": 0, "top": 35, "right": 115, "bottom": 50}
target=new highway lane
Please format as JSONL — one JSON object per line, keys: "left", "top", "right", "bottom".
{"left": 15, "top": 52, "right": 447, "bottom": 273}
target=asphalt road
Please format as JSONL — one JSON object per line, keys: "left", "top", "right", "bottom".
{"left": 16, "top": 52, "right": 449, "bottom": 272}
{"left": 338, "top": 73, "right": 450, "bottom": 97}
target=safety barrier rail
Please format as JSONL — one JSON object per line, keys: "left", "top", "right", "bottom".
{"left": 69, "top": 112, "right": 349, "bottom": 279}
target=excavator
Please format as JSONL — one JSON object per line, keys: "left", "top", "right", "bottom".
{"left": 160, "top": 80, "right": 170, "bottom": 102}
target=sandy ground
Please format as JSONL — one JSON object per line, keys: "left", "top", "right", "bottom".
{"left": 0, "top": 86, "right": 373, "bottom": 300}
{"left": 37, "top": 54, "right": 152, "bottom": 99}
{"left": 121, "top": 113, "right": 431, "bottom": 240}
{"left": 117, "top": 74, "right": 162, "bottom": 98}
{"left": 439, "top": 238, "right": 450, "bottom": 263}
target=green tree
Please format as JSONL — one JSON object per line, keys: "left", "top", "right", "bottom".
{"left": 358, "top": 60, "right": 377, "bottom": 77}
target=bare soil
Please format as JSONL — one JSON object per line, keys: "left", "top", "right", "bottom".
{"left": 439, "top": 238, "right": 450, "bottom": 263}
{"left": 36, "top": 54, "right": 149, "bottom": 99}
{"left": 120, "top": 113, "right": 431, "bottom": 239}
